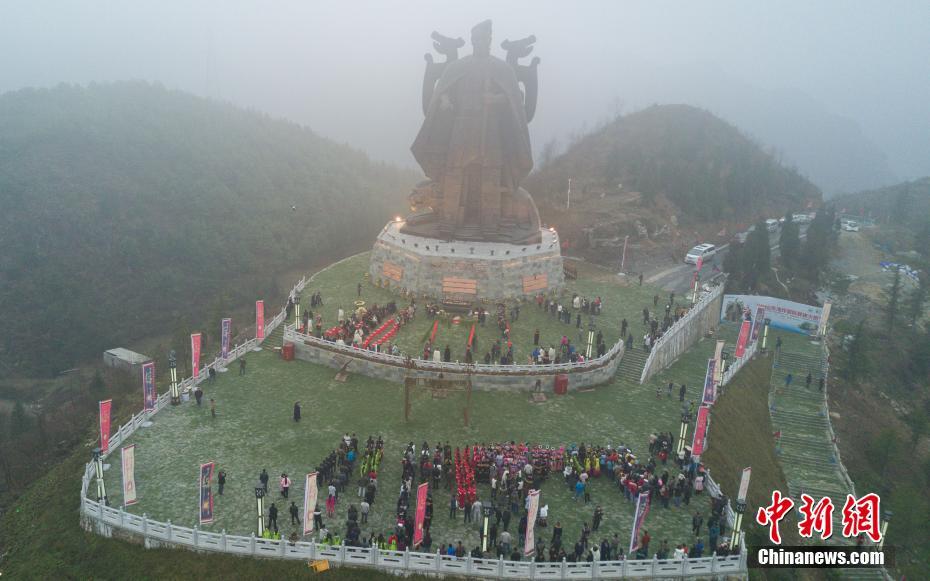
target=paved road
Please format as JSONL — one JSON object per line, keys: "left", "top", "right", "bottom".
{"left": 642, "top": 225, "right": 808, "bottom": 294}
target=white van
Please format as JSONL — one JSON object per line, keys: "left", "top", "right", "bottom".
{"left": 685, "top": 243, "right": 717, "bottom": 265}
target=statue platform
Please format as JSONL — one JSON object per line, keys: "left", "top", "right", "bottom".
{"left": 369, "top": 220, "right": 565, "bottom": 302}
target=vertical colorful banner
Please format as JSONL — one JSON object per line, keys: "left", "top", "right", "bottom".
{"left": 141, "top": 361, "right": 157, "bottom": 412}
{"left": 99, "top": 399, "right": 112, "bottom": 453}
{"left": 255, "top": 300, "right": 265, "bottom": 340}
{"left": 200, "top": 462, "right": 215, "bottom": 524}
{"left": 524, "top": 489, "right": 540, "bottom": 556}
{"left": 221, "top": 318, "right": 231, "bottom": 359}
{"left": 734, "top": 319, "right": 751, "bottom": 358}
{"left": 414, "top": 482, "right": 428, "bottom": 547}
{"left": 191, "top": 333, "right": 202, "bottom": 378}
{"left": 713, "top": 340, "right": 725, "bottom": 384}
{"left": 691, "top": 405, "right": 711, "bottom": 457}
{"left": 737, "top": 467, "right": 752, "bottom": 503}
{"left": 303, "top": 472, "right": 319, "bottom": 535}
{"left": 818, "top": 301, "right": 831, "bottom": 336}
{"left": 629, "top": 491, "right": 652, "bottom": 553}
{"left": 701, "top": 359, "right": 717, "bottom": 405}
{"left": 121, "top": 445, "right": 137, "bottom": 506}
{"left": 750, "top": 306, "right": 766, "bottom": 343}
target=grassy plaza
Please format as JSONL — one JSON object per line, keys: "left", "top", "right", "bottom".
{"left": 98, "top": 254, "right": 736, "bottom": 555}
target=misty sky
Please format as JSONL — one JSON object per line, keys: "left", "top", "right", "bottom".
{"left": 2, "top": 1, "right": 928, "bottom": 191}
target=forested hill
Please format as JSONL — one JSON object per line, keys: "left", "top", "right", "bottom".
{"left": 0, "top": 82, "right": 416, "bottom": 376}
{"left": 833, "top": 177, "right": 930, "bottom": 230}
{"left": 527, "top": 104, "right": 822, "bottom": 224}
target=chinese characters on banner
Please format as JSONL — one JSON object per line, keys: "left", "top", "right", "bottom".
{"left": 414, "top": 482, "right": 428, "bottom": 547}
{"left": 524, "top": 489, "right": 540, "bottom": 556}
{"left": 99, "top": 399, "right": 112, "bottom": 453}
{"left": 734, "top": 319, "right": 751, "bottom": 358}
{"left": 221, "top": 318, "right": 231, "bottom": 359}
{"left": 691, "top": 406, "right": 711, "bottom": 457}
{"left": 756, "top": 491, "right": 882, "bottom": 544}
{"left": 629, "top": 491, "right": 652, "bottom": 553}
{"left": 750, "top": 306, "right": 766, "bottom": 343}
{"left": 701, "top": 359, "right": 717, "bottom": 405}
{"left": 141, "top": 361, "right": 157, "bottom": 412}
{"left": 191, "top": 333, "right": 202, "bottom": 378}
{"left": 121, "top": 445, "right": 137, "bottom": 505}
{"left": 255, "top": 300, "right": 265, "bottom": 340}
{"left": 303, "top": 472, "right": 318, "bottom": 535}
{"left": 200, "top": 462, "right": 215, "bottom": 524}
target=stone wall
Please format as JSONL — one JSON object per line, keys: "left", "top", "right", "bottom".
{"left": 369, "top": 222, "right": 565, "bottom": 301}
{"left": 288, "top": 329, "right": 624, "bottom": 392}
{"left": 640, "top": 284, "right": 725, "bottom": 384}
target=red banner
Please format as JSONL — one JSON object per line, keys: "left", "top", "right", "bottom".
{"left": 414, "top": 482, "right": 428, "bottom": 547}
{"left": 191, "top": 333, "right": 202, "bottom": 378}
{"left": 735, "top": 319, "right": 751, "bottom": 358}
{"left": 99, "top": 399, "right": 112, "bottom": 453}
{"left": 691, "top": 405, "right": 711, "bottom": 457}
{"left": 255, "top": 300, "right": 265, "bottom": 340}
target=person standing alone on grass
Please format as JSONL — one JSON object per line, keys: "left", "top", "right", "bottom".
{"left": 289, "top": 501, "right": 300, "bottom": 525}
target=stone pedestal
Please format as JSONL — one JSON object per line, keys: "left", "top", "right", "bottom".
{"left": 369, "top": 221, "right": 565, "bottom": 302}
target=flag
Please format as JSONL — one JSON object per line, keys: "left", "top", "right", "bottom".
{"left": 122, "top": 445, "right": 137, "bottom": 505}
{"left": 524, "top": 489, "right": 540, "bottom": 556}
{"left": 701, "top": 359, "right": 717, "bottom": 405}
{"left": 750, "top": 306, "right": 766, "bottom": 343}
{"left": 191, "top": 333, "right": 202, "bottom": 378}
{"left": 735, "top": 319, "right": 751, "bottom": 358}
{"left": 629, "top": 491, "right": 652, "bottom": 553}
{"left": 303, "top": 472, "right": 319, "bottom": 535}
{"left": 414, "top": 482, "right": 428, "bottom": 547}
{"left": 200, "top": 462, "right": 215, "bottom": 524}
{"left": 691, "top": 405, "right": 711, "bottom": 457}
{"left": 713, "top": 340, "right": 725, "bottom": 384}
{"left": 99, "top": 399, "right": 112, "bottom": 453}
{"left": 737, "top": 467, "right": 752, "bottom": 504}
{"left": 221, "top": 318, "right": 231, "bottom": 359}
{"left": 818, "top": 301, "right": 832, "bottom": 336}
{"left": 255, "top": 300, "right": 265, "bottom": 340}
{"left": 141, "top": 361, "right": 157, "bottom": 412}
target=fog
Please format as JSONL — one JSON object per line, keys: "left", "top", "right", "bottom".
{"left": 2, "top": 0, "right": 927, "bottom": 194}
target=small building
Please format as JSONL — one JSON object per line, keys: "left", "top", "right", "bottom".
{"left": 103, "top": 347, "right": 152, "bottom": 375}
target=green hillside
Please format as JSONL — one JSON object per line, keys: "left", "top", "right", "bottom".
{"left": 0, "top": 82, "right": 416, "bottom": 376}
{"left": 527, "top": 104, "right": 821, "bottom": 228}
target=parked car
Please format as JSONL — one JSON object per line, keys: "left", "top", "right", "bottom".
{"left": 685, "top": 243, "right": 717, "bottom": 265}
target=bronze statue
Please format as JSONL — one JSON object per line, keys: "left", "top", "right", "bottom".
{"left": 404, "top": 20, "right": 542, "bottom": 245}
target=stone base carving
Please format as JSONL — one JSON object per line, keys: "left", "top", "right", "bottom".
{"left": 369, "top": 221, "right": 564, "bottom": 302}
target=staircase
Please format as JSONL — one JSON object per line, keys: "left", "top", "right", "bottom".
{"left": 615, "top": 346, "right": 648, "bottom": 384}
